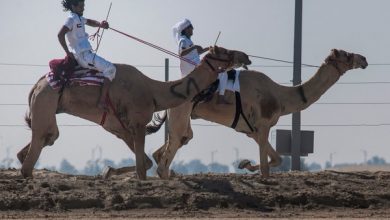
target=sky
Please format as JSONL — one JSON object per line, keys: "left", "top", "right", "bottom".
{"left": 0, "top": 0, "right": 389, "bottom": 171}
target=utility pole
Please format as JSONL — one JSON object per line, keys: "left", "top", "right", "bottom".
{"left": 164, "top": 58, "right": 169, "bottom": 142}
{"left": 211, "top": 150, "right": 218, "bottom": 163}
{"left": 291, "top": 0, "right": 303, "bottom": 171}
{"left": 329, "top": 152, "right": 336, "bottom": 167}
{"left": 361, "top": 149, "right": 367, "bottom": 164}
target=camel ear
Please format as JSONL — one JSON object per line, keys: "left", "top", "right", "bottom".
{"left": 331, "top": 49, "right": 339, "bottom": 58}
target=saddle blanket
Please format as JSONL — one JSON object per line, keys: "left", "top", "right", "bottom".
{"left": 218, "top": 70, "right": 241, "bottom": 92}
{"left": 45, "top": 57, "right": 104, "bottom": 90}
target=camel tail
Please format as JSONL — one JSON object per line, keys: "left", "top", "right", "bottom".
{"left": 25, "top": 76, "right": 44, "bottom": 128}
{"left": 145, "top": 111, "right": 167, "bottom": 135}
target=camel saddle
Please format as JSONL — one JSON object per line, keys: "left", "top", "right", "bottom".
{"left": 192, "top": 69, "right": 238, "bottom": 104}
{"left": 46, "top": 56, "right": 104, "bottom": 90}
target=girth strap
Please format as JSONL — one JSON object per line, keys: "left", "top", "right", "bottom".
{"left": 298, "top": 85, "right": 308, "bottom": 103}
{"left": 231, "top": 91, "right": 254, "bottom": 132}
{"left": 100, "top": 93, "right": 128, "bottom": 131}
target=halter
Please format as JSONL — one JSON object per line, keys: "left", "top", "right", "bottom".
{"left": 203, "top": 52, "right": 233, "bottom": 73}
{"left": 325, "top": 52, "right": 354, "bottom": 76}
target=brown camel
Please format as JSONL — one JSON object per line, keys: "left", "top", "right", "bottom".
{"left": 16, "top": 46, "right": 251, "bottom": 180}
{"left": 126, "top": 49, "right": 366, "bottom": 179}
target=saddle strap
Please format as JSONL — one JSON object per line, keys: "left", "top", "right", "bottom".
{"left": 100, "top": 93, "right": 128, "bottom": 131}
{"left": 231, "top": 91, "right": 254, "bottom": 132}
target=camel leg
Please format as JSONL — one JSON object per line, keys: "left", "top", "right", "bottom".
{"left": 122, "top": 133, "right": 153, "bottom": 170}
{"left": 267, "top": 145, "right": 282, "bottom": 167}
{"left": 152, "top": 143, "right": 166, "bottom": 164}
{"left": 102, "top": 132, "right": 153, "bottom": 179}
{"left": 255, "top": 126, "right": 271, "bottom": 178}
{"left": 17, "top": 143, "right": 30, "bottom": 164}
{"left": 134, "top": 125, "right": 147, "bottom": 180}
{"left": 102, "top": 166, "right": 137, "bottom": 179}
{"left": 157, "top": 119, "right": 192, "bottom": 179}
{"left": 156, "top": 102, "right": 193, "bottom": 179}
{"left": 21, "top": 123, "right": 59, "bottom": 178}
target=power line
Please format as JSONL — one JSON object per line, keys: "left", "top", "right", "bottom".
{"left": 0, "top": 62, "right": 179, "bottom": 68}
{"left": 191, "top": 123, "right": 390, "bottom": 127}
{"left": 279, "top": 81, "right": 390, "bottom": 85}
{"left": 2, "top": 81, "right": 390, "bottom": 87}
{"left": 1, "top": 62, "right": 390, "bottom": 68}
{"left": 1, "top": 102, "right": 390, "bottom": 106}
{"left": 1, "top": 123, "right": 390, "bottom": 128}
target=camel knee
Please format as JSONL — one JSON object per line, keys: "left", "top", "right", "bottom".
{"left": 180, "top": 135, "right": 192, "bottom": 146}
{"left": 44, "top": 131, "right": 59, "bottom": 146}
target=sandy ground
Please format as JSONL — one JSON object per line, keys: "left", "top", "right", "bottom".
{"left": 0, "top": 168, "right": 389, "bottom": 219}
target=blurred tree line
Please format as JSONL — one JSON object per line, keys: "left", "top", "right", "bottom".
{"left": 0, "top": 153, "right": 388, "bottom": 175}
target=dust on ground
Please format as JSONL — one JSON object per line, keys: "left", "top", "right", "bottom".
{"left": 0, "top": 168, "right": 389, "bottom": 219}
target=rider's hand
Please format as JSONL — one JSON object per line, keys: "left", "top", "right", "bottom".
{"left": 66, "top": 51, "right": 75, "bottom": 60}
{"left": 100, "top": 20, "right": 109, "bottom": 29}
{"left": 194, "top": 45, "right": 204, "bottom": 53}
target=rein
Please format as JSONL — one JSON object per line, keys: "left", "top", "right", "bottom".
{"left": 203, "top": 53, "right": 233, "bottom": 73}
{"left": 109, "top": 27, "right": 197, "bottom": 66}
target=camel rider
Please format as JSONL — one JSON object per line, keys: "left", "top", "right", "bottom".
{"left": 172, "top": 19, "right": 230, "bottom": 105}
{"left": 58, "top": 0, "right": 116, "bottom": 110}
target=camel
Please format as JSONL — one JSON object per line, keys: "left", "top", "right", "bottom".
{"left": 118, "top": 48, "right": 366, "bottom": 180}
{"left": 16, "top": 46, "right": 251, "bottom": 180}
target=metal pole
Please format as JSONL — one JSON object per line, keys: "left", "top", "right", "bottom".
{"left": 164, "top": 58, "right": 169, "bottom": 142}
{"left": 291, "top": 0, "right": 302, "bottom": 171}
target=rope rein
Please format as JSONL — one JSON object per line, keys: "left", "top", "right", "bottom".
{"left": 248, "top": 54, "right": 319, "bottom": 68}
{"left": 109, "top": 27, "right": 197, "bottom": 66}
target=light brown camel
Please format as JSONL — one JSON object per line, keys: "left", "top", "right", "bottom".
{"left": 16, "top": 46, "right": 251, "bottom": 180}
{"left": 125, "top": 49, "right": 366, "bottom": 179}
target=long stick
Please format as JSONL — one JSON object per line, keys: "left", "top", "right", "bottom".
{"left": 95, "top": 2, "right": 112, "bottom": 53}
{"left": 214, "top": 31, "right": 221, "bottom": 46}
{"left": 91, "top": 2, "right": 112, "bottom": 65}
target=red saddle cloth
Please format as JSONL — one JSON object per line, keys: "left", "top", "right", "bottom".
{"left": 49, "top": 56, "right": 78, "bottom": 76}
{"left": 46, "top": 56, "right": 104, "bottom": 89}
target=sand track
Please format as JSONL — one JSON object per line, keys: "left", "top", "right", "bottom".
{"left": 0, "top": 169, "right": 389, "bottom": 218}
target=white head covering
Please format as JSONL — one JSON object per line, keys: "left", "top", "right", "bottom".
{"left": 172, "top": 18, "right": 192, "bottom": 44}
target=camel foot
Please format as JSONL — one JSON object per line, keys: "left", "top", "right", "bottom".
{"left": 157, "top": 166, "right": 169, "bottom": 179}
{"left": 102, "top": 166, "right": 114, "bottom": 179}
{"left": 20, "top": 168, "right": 33, "bottom": 179}
{"left": 261, "top": 173, "right": 270, "bottom": 178}
{"left": 269, "top": 156, "right": 282, "bottom": 167}
{"left": 260, "top": 165, "right": 270, "bottom": 178}
{"left": 170, "top": 169, "right": 177, "bottom": 177}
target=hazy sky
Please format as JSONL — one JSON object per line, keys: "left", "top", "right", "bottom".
{"left": 0, "top": 0, "right": 389, "bottom": 171}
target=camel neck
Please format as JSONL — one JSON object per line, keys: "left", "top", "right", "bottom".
{"left": 281, "top": 63, "right": 341, "bottom": 114}
{"left": 151, "top": 64, "right": 218, "bottom": 111}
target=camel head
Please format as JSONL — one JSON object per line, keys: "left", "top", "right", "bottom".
{"left": 203, "top": 46, "right": 251, "bottom": 73}
{"left": 325, "top": 49, "right": 368, "bottom": 75}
